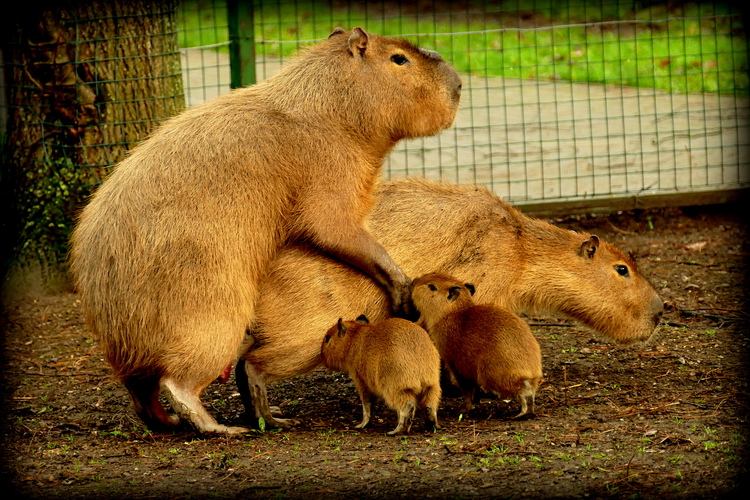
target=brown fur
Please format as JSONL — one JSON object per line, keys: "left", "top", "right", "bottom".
{"left": 237, "top": 177, "right": 663, "bottom": 427}
{"left": 69, "top": 29, "right": 461, "bottom": 434}
{"left": 411, "top": 273, "right": 542, "bottom": 418}
{"left": 320, "top": 316, "right": 441, "bottom": 435}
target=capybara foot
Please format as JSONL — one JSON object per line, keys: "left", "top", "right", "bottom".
{"left": 163, "top": 378, "right": 250, "bottom": 435}
{"left": 262, "top": 416, "right": 301, "bottom": 428}
{"left": 512, "top": 409, "right": 534, "bottom": 420}
{"left": 269, "top": 405, "right": 283, "bottom": 417}
{"left": 209, "top": 424, "right": 252, "bottom": 435}
{"left": 125, "top": 376, "right": 183, "bottom": 431}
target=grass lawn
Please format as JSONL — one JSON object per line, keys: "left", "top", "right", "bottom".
{"left": 177, "top": 0, "right": 748, "bottom": 95}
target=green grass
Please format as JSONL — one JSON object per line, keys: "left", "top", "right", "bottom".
{"left": 177, "top": 0, "right": 748, "bottom": 95}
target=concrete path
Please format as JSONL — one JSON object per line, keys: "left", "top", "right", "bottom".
{"left": 181, "top": 48, "right": 749, "bottom": 206}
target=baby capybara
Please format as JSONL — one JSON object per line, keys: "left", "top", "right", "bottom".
{"left": 321, "top": 316, "right": 441, "bottom": 435}
{"left": 69, "top": 28, "right": 460, "bottom": 434}
{"left": 411, "top": 273, "right": 542, "bottom": 418}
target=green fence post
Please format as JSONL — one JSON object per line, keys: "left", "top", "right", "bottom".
{"left": 227, "top": 0, "right": 256, "bottom": 88}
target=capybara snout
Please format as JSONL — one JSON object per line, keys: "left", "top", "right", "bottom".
{"left": 651, "top": 295, "right": 665, "bottom": 327}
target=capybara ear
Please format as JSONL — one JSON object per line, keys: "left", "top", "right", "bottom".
{"left": 447, "top": 286, "right": 462, "bottom": 302}
{"left": 337, "top": 318, "right": 348, "bottom": 337}
{"left": 348, "top": 27, "right": 369, "bottom": 57}
{"left": 328, "top": 27, "right": 346, "bottom": 38}
{"left": 579, "top": 235, "right": 600, "bottom": 259}
{"left": 464, "top": 283, "right": 476, "bottom": 296}
{"left": 355, "top": 314, "right": 370, "bottom": 324}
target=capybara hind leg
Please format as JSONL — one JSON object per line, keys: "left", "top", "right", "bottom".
{"left": 421, "top": 388, "right": 441, "bottom": 432}
{"left": 162, "top": 378, "right": 250, "bottom": 435}
{"left": 450, "top": 370, "right": 477, "bottom": 412}
{"left": 236, "top": 359, "right": 299, "bottom": 428}
{"left": 124, "top": 377, "right": 181, "bottom": 431}
{"left": 513, "top": 380, "right": 536, "bottom": 419}
{"left": 387, "top": 399, "right": 416, "bottom": 436}
{"left": 423, "top": 405, "right": 439, "bottom": 432}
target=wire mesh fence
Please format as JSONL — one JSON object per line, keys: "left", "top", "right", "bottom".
{"left": 177, "top": 0, "right": 749, "bottom": 212}
{"left": 2, "top": 0, "right": 185, "bottom": 265}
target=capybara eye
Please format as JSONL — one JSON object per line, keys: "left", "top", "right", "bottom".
{"left": 390, "top": 54, "right": 409, "bottom": 65}
{"left": 324, "top": 335, "right": 331, "bottom": 343}
{"left": 614, "top": 264, "right": 630, "bottom": 277}
{"left": 428, "top": 284, "right": 437, "bottom": 291}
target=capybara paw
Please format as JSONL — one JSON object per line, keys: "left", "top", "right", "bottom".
{"left": 203, "top": 425, "right": 251, "bottom": 436}
{"left": 512, "top": 411, "right": 533, "bottom": 420}
{"left": 392, "top": 301, "right": 420, "bottom": 322}
{"left": 266, "top": 417, "right": 300, "bottom": 428}
{"left": 268, "top": 405, "right": 283, "bottom": 417}
{"left": 386, "top": 428, "right": 407, "bottom": 436}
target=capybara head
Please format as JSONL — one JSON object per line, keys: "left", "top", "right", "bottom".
{"left": 411, "top": 273, "right": 477, "bottom": 331}
{"left": 321, "top": 315, "right": 370, "bottom": 372}
{"left": 547, "top": 234, "right": 663, "bottom": 345}
{"left": 297, "top": 27, "right": 462, "bottom": 141}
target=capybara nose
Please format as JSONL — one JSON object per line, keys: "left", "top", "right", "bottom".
{"left": 651, "top": 295, "right": 664, "bottom": 326}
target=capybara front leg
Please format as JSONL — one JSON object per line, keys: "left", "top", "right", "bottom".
{"left": 238, "top": 359, "right": 300, "bottom": 428}
{"left": 162, "top": 378, "right": 250, "bottom": 435}
{"left": 355, "top": 388, "right": 374, "bottom": 430}
{"left": 310, "top": 225, "right": 415, "bottom": 319}
{"left": 124, "top": 376, "right": 182, "bottom": 431}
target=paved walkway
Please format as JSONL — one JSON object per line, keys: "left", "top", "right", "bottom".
{"left": 182, "top": 48, "right": 749, "bottom": 206}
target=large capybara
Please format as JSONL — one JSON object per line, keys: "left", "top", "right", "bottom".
{"left": 321, "top": 315, "right": 441, "bottom": 435}
{"left": 411, "top": 273, "right": 543, "bottom": 418}
{"left": 69, "top": 28, "right": 461, "bottom": 434}
{"left": 237, "top": 177, "right": 664, "bottom": 428}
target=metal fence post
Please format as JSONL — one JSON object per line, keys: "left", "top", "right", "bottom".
{"left": 227, "top": 0, "right": 256, "bottom": 88}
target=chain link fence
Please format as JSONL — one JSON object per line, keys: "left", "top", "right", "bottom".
{"left": 2, "top": 0, "right": 184, "bottom": 271}
{"left": 2, "top": 0, "right": 747, "bottom": 275}
{"left": 177, "top": 0, "right": 749, "bottom": 214}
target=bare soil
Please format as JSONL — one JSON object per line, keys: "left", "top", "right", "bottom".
{"left": 1, "top": 204, "right": 748, "bottom": 500}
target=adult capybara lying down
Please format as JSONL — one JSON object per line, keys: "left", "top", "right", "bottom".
{"left": 238, "top": 177, "right": 663, "bottom": 428}
{"left": 69, "top": 29, "right": 461, "bottom": 435}
{"left": 321, "top": 316, "right": 441, "bottom": 436}
{"left": 411, "top": 273, "right": 543, "bottom": 419}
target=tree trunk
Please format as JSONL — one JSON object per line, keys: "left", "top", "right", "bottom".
{"left": 2, "top": 0, "right": 184, "bottom": 281}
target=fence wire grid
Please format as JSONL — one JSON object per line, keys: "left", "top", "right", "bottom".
{"left": 178, "top": 0, "right": 749, "bottom": 212}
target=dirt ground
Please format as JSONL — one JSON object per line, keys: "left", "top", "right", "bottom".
{"left": 1, "top": 203, "right": 748, "bottom": 500}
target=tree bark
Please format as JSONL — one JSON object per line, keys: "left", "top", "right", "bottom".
{"left": 2, "top": 0, "right": 184, "bottom": 275}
